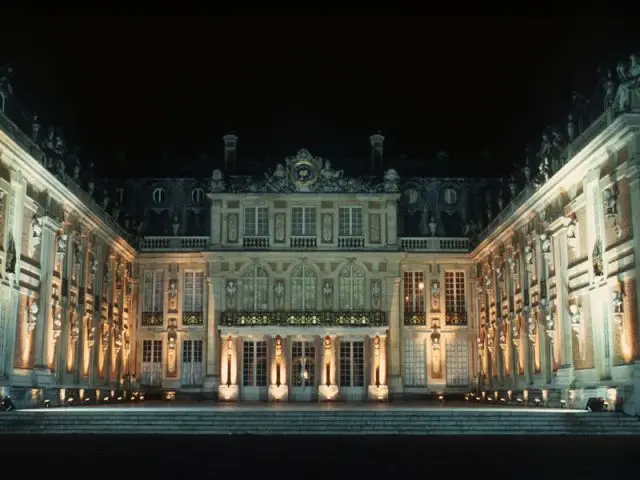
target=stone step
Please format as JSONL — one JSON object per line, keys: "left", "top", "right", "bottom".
{"left": 1, "top": 409, "right": 639, "bottom": 435}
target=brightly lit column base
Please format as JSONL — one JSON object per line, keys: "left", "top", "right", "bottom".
{"left": 218, "top": 385, "right": 239, "bottom": 401}
{"left": 368, "top": 385, "right": 389, "bottom": 401}
{"left": 318, "top": 385, "right": 339, "bottom": 401}
{"left": 268, "top": 385, "right": 288, "bottom": 401}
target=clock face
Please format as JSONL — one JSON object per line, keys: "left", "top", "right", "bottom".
{"left": 294, "top": 164, "right": 314, "bottom": 183}
{"left": 290, "top": 159, "right": 318, "bottom": 190}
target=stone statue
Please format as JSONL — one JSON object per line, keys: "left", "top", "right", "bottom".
{"left": 264, "top": 164, "right": 288, "bottom": 192}
{"left": 566, "top": 114, "right": 576, "bottom": 142}
{"left": 603, "top": 71, "right": 615, "bottom": 111}
{"left": 428, "top": 217, "right": 437, "bottom": 237}
{"left": 612, "top": 290, "right": 624, "bottom": 314}
{"left": 31, "top": 114, "right": 41, "bottom": 143}
{"left": 210, "top": 169, "right": 225, "bottom": 192}
{"left": 0, "top": 64, "right": 13, "bottom": 113}
{"left": 102, "top": 190, "right": 110, "bottom": 211}
{"left": 508, "top": 174, "right": 517, "bottom": 198}
{"left": 171, "top": 216, "right": 180, "bottom": 236}
{"left": 603, "top": 188, "right": 617, "bottom": 216}
{"left": 615, "top": 53, "right": 640, "bottom": 112}
{"left": 383, "top": 169, "right": 399, "bottom": 192}
{"left": 73, "top": 157, "right": 81, "bottom": 182}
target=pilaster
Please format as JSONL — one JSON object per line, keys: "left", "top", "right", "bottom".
{"left": 386, "top": 276, "right": 402, "bottom": 394}
{"left": 204, "top": 275, "right": 222, "bottom": 392}
{"left": 34, "top": 216, "right": 60, "bottom": 374}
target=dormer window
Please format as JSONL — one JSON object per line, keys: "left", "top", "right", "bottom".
{"left": 152, "top": 187, "right": 165, "bottom": 205}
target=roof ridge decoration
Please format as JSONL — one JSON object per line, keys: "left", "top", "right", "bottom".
{"left": 210, "top": 148, "right": 400, "bottom": 194}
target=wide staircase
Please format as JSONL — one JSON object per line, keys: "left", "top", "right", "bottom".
{"left": 1, "top": 406, "right": 640, "bottom": 435}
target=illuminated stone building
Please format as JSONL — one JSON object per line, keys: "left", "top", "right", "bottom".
{"left": 0, "top": 56, "right": 640, "bottom": 412}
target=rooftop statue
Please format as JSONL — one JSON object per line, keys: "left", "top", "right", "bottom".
{"left": 212, "top": 148, "right": 399, "bottom": 194}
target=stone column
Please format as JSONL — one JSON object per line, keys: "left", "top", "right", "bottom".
{"left": 204, "top": 276, "right": 221, "bottom": 392}
{"left": 368, "top": 334, "right": 388, "bottom": 400}
{"left": 34, "top": 217, "right": 59, "bottom": 377}
{"left": 553, "top": 225, "right": 574, "bottom": 388}
{"left": 2, "top": 170, "right": 25, "bottom": 377}
{"left": 268, "top": 334, "right": 288, "bottom": 401}
{"left": 218, "top": 333, "right": 238, "bottom": 400}
{"left": 386, "top": 276, "right": 403, "bottom": 395}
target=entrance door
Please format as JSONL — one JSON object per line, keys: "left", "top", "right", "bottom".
{"left": 241, "top": 340, "right": 268, "bottom": 401}
{"left": 339, "top": 340, "right": 366, "bottom": 401}
{"left": 290, "top": 340, "right": 317, "bottom": 401}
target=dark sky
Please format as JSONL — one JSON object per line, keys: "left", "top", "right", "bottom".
{"left": 0, "top": 15, "right": 636, "bottom": 178}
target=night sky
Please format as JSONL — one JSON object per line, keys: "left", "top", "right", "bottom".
{"left": 0, "top": 15, "right": 636, "bottom": 178}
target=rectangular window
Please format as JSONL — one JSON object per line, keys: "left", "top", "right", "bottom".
{"left": 183, "top": 271, "right": 204, "bottom": 313}
{"left": 181, "top": 339, "right": 204, "bottom": 386}
{"left": 339, "top": 340, "right": 365, "bottom": 387}
{"left": 143, "top": 271, "right": 164, "bottom": 313}
{"left": 403, "top": 338, "right": 426, "bottom": 387}
{"left": 244, "top": 206, "right": 269, "bottom": 236}
{"left": 446, "top": 340, "right": 469, "bottom": 387}
{"left": 445, "top": 271, "right": 466, "bottom": 325}
{"left": 338, "top": 207, "right": 363, "bottom": 237}
{"left": 291, "top": 207, "right": 317, "bottom": 236}
{"left": 403, "top": 271, "right": 425, "bottom": 315}
{"left": 291, "top": 341, "right": 316, "bottom": 387}
{"left": 141, "top": 339, "right": 163, "bottom": 386}
{"left": 242, "top": 340, "right": 268, "bottom": 387}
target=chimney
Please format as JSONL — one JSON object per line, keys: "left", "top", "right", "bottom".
{"left": 369, "top": 132, "right": 385, "bottom": 172}
{"left": 222, "top": 133, "right": 238, "bottom": 171}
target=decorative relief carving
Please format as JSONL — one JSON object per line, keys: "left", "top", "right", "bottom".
{"left": 321, "top": 213, "right": 333, "bottom": 243}
{"left": 226, "top": 213, "right": 239, "bottom": 243}
{"left": 29, "top": 215, "right": 42, "bottom": 258}
{"left": 274, "top": 213, "right": 286, "bottom": 244}
{"left": 322, "top": 280, "right": 333, "bottom": 309}
{"left": 369, "top": 214, "right": 381, "bottom": 244}
{"left": 612, "top": 288, "right": 625, "bottom": 329}
{"left": 430, "top": 280, "right": 440, "bottom": 311}
{"left": 168, "top": 279, "right": 178, "bottom": 312}
{"left": 274, "top": 280, "right": 285, "bottom": 309}
{"left": 26, "top": 300, "right": 38, "bottom": 333}
{"left": 225, "top": 279, "right": 237, "bottom": 309}
{"left": 370, "top": 279, "right": 382, "bottom": 309}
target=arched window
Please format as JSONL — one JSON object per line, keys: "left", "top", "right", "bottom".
{"left": 338, "top": 264, "right": 365, "bottom": 311}
{"left": 241, "top": 264, "right": 268, "bottom": 311}
{"left": 291, "top": 264, "right": 317, "bottom": 311}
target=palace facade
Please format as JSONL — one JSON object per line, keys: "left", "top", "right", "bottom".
{"left": 1, "top": 57, "right": 640, "bottom": 412}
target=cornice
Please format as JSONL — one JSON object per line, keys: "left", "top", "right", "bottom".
{"left": 0, "top": 130, "right": 136, "bottom": 261}
{"left": 471, "top": 114, "right": 640, "bottom": 257}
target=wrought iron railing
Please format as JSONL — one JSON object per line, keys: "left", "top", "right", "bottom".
{"left": 400, "top": 237, "right": 469, "bottom": 252}
{"left": 221, "top": 310, "right": 387, "bottom": 327}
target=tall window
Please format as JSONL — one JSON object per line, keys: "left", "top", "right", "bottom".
{"left": 338, "top": 264, "right": 365, "bottom": 310}
{"left": 339, "top": 340, "right": 365, "bottom": 387}
{"left": 291, "top": 264, "right": 317, "bottom": 310}
{"left": 242, "top": 340, "right": 267, "bottom": 387}
{"left": 291, "top": 341, "right": 316, "bottom": 387}
{"left": 404, "top": 271, "right": 425, "bottom": 315}
{"left": 403, "top": 337, "right": 426, "bottom": 387}
{"left": 181, "top": 339, "right": 203, "bottom": 386}
{"left": 241, "top": 265, "right": 269, "bottom": 310}
{"left": 183, "top": 271, "right": 204, "bottom": 314}
{"left": 291, "top": 207, "right": 316, "bottom": 236}
{"left": 445, "top": 271, "right": 466, "bottom": 313}
{"left": 338, "top": 206, "right": 363, "bottom": 237}
{"left": 446, "top": 340, "right": 469, "bottom": 386}
{"left": 143, "top": 271, "right": 164, "bottom": 313}
{"left": 141, "top": 339, "right": 163, "bottom": 386}
{"left": 244, "top": 206, "right": 269, "bottom": 236}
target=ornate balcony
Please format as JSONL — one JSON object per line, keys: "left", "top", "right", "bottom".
{"left": 141, "top": 312, "right": 163, "bottom": 326}
{"left": 243, "top": 236, "right": 270, "bottom": 249}
{"left": 183, "top": 311, "right": 204, "bottom": 326}
{"left": 221, "top": 310, "right": 387, "bottom": 328}
{"left": 445, "top": 310, "right": 468, "bottom": 326}
{"left": 290, "top": 236, "right": 317, "bottom": 249}
{"left": 400, "top": 237, "right": 469, "bottom": 252}
{"left": 140, "top": 236, "right": 209, "bottom": 251}
{"left": 404, "top": 311, "right": 427, "bottom": 326}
